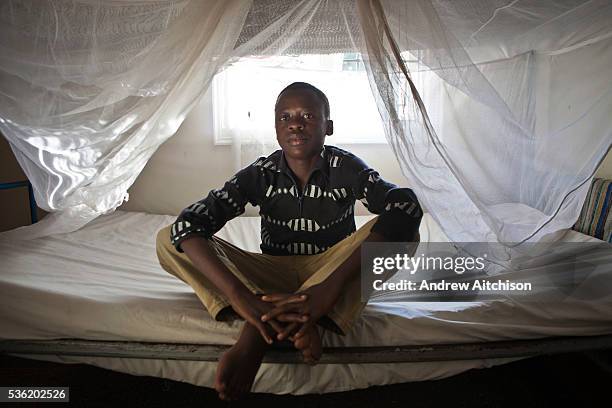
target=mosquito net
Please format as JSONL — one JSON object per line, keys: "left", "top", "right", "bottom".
{"left": 0, "top": 1, "right": 610, "bottom": 260}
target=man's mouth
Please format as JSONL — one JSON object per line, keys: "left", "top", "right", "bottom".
{"left": 287, "top": 136, "right": 308, "bottom": 146}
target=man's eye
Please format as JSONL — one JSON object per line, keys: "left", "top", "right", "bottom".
{"left": 279, "top": 115, "right": 289, "bottom": 121}
{"left": 303, "top": 113, "right": 313, "bottom": 119}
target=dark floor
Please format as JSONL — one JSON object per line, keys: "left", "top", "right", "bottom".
{"left": 1, "top": 351, "right": 611, "bottom": 407}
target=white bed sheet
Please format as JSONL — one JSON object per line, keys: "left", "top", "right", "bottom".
{"left": 1, "top": 211, "right": 611, "bottom": 394}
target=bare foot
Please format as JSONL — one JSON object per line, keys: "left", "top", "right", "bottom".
{"left": 214, "top": 323, "right": 268, "bottom": 400}
{"left": 293, "top": 325, "right": 322, "bottom": 365}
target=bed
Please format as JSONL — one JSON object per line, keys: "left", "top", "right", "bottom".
{"left": 1, "top": 211, "right": 611, "bottom": 394}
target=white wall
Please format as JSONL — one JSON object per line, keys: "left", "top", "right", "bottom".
{"left": 120, "top": 87, "right": 407, "bottom": 216}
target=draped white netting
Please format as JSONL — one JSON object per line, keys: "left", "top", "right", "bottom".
{"left": 0, "top": 0, "right": 252, "bottom": 237}
{"left": 1, "top": 0, "right": 610, "bottom": 251}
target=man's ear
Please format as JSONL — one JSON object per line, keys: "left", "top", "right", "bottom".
{"left": 326, "top": 119, "right": 334, "bottom": 136}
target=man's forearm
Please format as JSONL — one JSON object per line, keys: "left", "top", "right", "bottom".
{"left": 180, "top": 236, "right": 251, "bottom": 300}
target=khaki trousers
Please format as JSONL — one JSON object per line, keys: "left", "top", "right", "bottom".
{"left": 156, "top": 218, "right": 410, "bottom": 335}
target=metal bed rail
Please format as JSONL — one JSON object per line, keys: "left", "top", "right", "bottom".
{"left": 2, "top": 335, "right": 612, "bottom": 364}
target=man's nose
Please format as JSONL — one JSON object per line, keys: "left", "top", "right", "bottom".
{"left": 288, "top": 118, "right": 304, "bottom": 132}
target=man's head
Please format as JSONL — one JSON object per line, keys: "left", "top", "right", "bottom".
{"left": 275, "top": 82, "right": 333, "bottom": 162}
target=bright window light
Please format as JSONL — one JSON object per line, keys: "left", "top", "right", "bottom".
{"left": 212, "top": 54, "right": 388, "bottom": 145}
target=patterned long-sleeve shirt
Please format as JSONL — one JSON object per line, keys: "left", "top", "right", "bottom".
{"left": 171, "top": 145, "right": 422, "bottom": 255}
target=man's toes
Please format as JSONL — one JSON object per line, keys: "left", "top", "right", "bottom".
{"left": 216, "top": 385, "right": 229, "bottom": 400}
{"left": 218, "top": 375, "right": 236, "bottom": 400}
{"left": 215, "top": 380, "right": 226, "bottom": 395}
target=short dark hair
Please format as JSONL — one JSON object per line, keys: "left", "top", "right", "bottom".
{"left": 276, "top": 82, "right": 330, "bottom": 118}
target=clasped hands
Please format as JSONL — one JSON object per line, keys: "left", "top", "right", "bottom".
{"left": 229, "top": 283, "right": 335, "bottom": 345}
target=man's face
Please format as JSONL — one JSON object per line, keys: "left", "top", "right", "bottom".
{"left": 275, "top": 89, "right": 333, "bottom": 161}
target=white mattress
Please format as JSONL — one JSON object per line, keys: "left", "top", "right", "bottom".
{"left": 1, "top": 211, "right": 611, "bottom": 394}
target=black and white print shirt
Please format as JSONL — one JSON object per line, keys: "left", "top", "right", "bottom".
{"left": 171, "top": 145, "right": 422, "bottom": 256}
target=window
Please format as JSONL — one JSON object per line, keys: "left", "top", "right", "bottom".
{"left": 212, "top": 54, "right": 388, "bottom": 145}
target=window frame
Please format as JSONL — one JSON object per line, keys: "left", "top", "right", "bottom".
{"left": 211, "top": 55, "right": 391, "bottom": 146}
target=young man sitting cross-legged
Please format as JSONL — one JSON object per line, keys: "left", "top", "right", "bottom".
{"left": 156, "top": 82, "right": 422, "bottom": 400}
